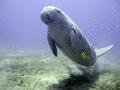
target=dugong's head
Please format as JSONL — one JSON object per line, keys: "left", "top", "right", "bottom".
{"left": 41, "top": 6, "right": 66, "bottom": 25}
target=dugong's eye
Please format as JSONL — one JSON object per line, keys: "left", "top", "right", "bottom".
{"left": 57, "top": 10, "right": 61, "bottom": 13}
{"left": 81, "top": 52, "right": 89, "bottom": 60}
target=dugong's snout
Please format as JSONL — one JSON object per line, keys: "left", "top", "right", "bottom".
{"left": 41, "top": 11, "right": 52, "bottom": 24}
{"left": 41, "top": 6, "right": 62, "bottom": 24}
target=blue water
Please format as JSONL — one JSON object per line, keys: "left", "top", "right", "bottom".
{"left": 0, "top": 1, "right": 120, "bottom": 90}
{"left": 0, "top": 0, "right": 119, "bottom": 48}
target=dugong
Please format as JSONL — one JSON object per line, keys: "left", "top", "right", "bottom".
{"left": 40, "top": 6, "right": 113, "bottom": 73}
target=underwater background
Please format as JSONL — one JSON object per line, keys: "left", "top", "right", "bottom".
{"left": 0, "top": 0, "right": 120, "bottom": 90}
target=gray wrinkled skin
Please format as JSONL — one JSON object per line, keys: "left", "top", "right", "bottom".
{"left": 41, "top": 6, "right": 96, "bottom": 68}
{"left": 41, "top": 6, "right": 96, "bottom": 66}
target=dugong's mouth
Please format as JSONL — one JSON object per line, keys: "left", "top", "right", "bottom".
{"left": 41, "top": 12, "right": 52, "bottom": 24}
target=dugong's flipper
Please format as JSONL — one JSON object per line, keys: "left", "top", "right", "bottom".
{"left": 48, "top": 35, "right": 57, "bottom": 56}
{"left": 95, "top": 44, "right": 114, "bottom": 58}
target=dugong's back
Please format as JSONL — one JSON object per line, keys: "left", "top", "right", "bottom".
{"left": 51, "top": 18, "right": 96, "bottom": 66}
{"left": 41, "top": 6, "right": 97, "bottom": 66}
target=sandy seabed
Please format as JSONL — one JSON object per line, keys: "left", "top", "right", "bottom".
{"left": 0, "top": 49, "right": 120, "bottom": 90}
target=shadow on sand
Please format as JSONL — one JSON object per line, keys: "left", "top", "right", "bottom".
{"left": 49, "top": 73, "right": 99, "bottom": 90}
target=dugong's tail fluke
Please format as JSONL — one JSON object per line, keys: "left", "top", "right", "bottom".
{"left": 95, "top": 44, "right": 114, "bottom": 58}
